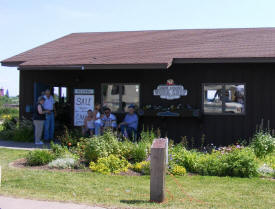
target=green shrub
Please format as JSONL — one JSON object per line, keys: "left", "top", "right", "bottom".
{"left": 26, "top": 150, "right": 54, "bottom": 166}
{"left": 140, "top": 129, "right": 156, "bottom": 144}
{"left": 57, "top": 126, "right": 82, "bottom": 147}
{"left": 0, "top": 118, "right": 33, "bottom": 142}
{"left": 131, "top": 142, "right": 148, "bottom": 163}
{"left": 132, "top": 161, "right": 150, "bottom": 175}
{"left": 50, "top": 142, "right": 68, "bottom": 158}
{"left": 170, "top": 165, "right": 186, "bottom": 176}
{"left": 0, "top": 107, "right": 19, "bottom": 119}
{"left": 89, "top": 154, "right": 130, "bottom": 174}
{"left": 169, "top": 145, "right": 259, "bottom": 177}
{"left": 2, "top": 116, "right": 17, "bottom": 130}
{"left": 251, "top": 132, "right": 275, "bottom": 158}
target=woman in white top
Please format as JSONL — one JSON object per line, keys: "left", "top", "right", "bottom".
{"left": 83, "top": 109, "right": 95, "bottom": 137}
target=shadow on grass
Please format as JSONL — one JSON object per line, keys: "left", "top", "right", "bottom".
{"left": 120, "top": 199, "right": 153, "bottom": 204}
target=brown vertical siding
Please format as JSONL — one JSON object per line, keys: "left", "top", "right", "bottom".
{"left": 19, "top": 63, "right": 275, "bottom": 145}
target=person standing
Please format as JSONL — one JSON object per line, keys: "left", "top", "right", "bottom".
{"left": 93, "top": 103, "right": 103, "bottom": 136}
{"left": 33, "top": 96, "right": 50, "bottom": 145}
{"left": 43, "top": 89, "right": 56, "bottom": 141}
{"left": 119, "top": 104, "right": 138, "bottom": 140}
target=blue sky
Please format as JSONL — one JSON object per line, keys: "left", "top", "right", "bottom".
{"left": 1, "top": 0, "right": 275, "bottom": 96}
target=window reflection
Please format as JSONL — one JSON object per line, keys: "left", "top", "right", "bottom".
{"left": 102, "top": 84, "right": 120, "bottom": 112}
{"left": 203, "top": 85, "right": 223, "bottom": 113}
{"left": 121, "top": 85, "right": 140, "bottom": 112}
{"left": 102, "top": 84, "right": 140, "bottom": 112}
{"left": 203, "top": 84, "right": 245, "bottom": 114}
{"left": 224, "top": 84, "right": 245, "bottom": 113}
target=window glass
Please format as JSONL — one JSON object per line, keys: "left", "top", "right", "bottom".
{"left": 61, "top": 87, "right": 67, "bottom": 103}
{"left": 53, "top": 87, "right": 59, "bottom": 101}
{"left": 203, "top": 84, "right": 245, "bottom": 114}
{"left": 102, "top": 84, "right": 140, "bottom": 112}
{"left": 203, "top": 84, "right": 223, "bottom": 113}
{"left": 121, "top": 85, "right": 140, "bottom": 112}
{"left": 224, "top": 84, "right": 245, "bottom": 113}
{"left": 102, "top": 84, "right": 120, "bottom": 112}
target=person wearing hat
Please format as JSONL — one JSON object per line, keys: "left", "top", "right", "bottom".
{"left": 33, "top": 96, "right": 50, "bottom": 145}
{"left": 119, "top": 104, "right": 138, "bottom": 140}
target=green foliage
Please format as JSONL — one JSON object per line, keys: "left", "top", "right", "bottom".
{"left": 131, "top": 142, "right": 148, "bottom": 163}
{"left": 132, "top": 161, "right": 150, "bottom": 175}
{"left": 89, "top": 154, "right": 130, "bottom": 174}
{"left": 170, "top": 165, "right": 186, "bottom": 176}
{"left": 84, "top": 130, "right": 151, "bottom": 163}
{"left": 170, "top": 144, "right": 259, "bottom": 177}
{"left": 0, "top": 117, "right": 33, "bottom": 142}
{"left": 26, "top": 150, "right": 54, "bottom": 166}
{"left": 251, "top": 131, "right": 275, "bottom": 158}
{"left": 50, "top": 141, "right": 79, "bottom": 160}
{"left": 57, "top": 126, "right": 82, "bottom": 147}
{"left": 84, "top": 131, "right": 120, "bottom": 162}
{"left": 262, "top": 154, "right": 275, "bottom": 170}
{"left": 139, "top": 128, "right": 156, "bottom": 144}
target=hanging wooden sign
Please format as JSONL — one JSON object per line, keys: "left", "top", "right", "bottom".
{"left": 153, "top": 79, "right": 188, "bottom": 100}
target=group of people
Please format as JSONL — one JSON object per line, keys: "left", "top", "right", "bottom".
{"left": 33, "top": 89, "right": 55, "bottom": 145}
{"left": 33, "top": 89, "right": 139, "bottom": 145}
{"left": 82, "top": 103, "right": 139, "bottom": 140}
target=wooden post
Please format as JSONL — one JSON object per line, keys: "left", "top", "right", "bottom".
{"left": 150, "top": 138, "right": 168, "bottom": 203}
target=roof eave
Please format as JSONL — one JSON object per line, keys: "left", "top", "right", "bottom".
{"left": 173, "top": 57, "right": 275, "bottom": 63}
{"left": 17, "top": 63, "right": 169, "bottom": 70}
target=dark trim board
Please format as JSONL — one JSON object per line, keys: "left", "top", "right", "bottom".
{"left": 18, "top": 63, "right": 275, "bottom": 145}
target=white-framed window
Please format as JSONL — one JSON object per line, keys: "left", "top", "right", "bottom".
{"left": 102, "top": 84, "right": 140, "bottom": 112}
{"left": 202, "top": 83, "right": 245, "bottom": 114}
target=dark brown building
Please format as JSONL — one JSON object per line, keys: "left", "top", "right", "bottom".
{"left": 2, "top": 28, "right": 275, "bottom": 145}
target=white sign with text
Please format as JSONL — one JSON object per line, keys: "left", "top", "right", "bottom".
{"left": 74, "top": 94, "right": 94, "bottom": 126}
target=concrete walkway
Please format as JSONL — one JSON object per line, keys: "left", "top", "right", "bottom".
{"left": 0, "top": 139, "right": 50, "bottom": 150}
{"left": 0, "top": 196, "right": 106, "bottom": 209}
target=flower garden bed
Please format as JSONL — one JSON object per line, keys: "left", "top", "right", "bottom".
{"left": 17, "top": 129, "right": 275, "bottom": 179}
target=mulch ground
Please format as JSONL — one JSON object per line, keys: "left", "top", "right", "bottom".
{"left": 9, "top": 158, "right": 141, "bottom": 176}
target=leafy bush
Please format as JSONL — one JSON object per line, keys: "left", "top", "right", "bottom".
{"left": 263, "top": 154, "right": 275, "bottom": 170}
{"left": 89, "top": 154, "right": 130, "bottom": 174}
{"left": 84, "top": 130, "right": 150, "bottom": 163}
{"left": 251, "top": 132, "right": 275, "bottom": 158}
{"left": 131, "top": 142, "right": 148, "bottom": 163}
{"left": 140, "top": 129, "right": 156, "bottom": 144}
{"left": 0, "top": 107, "right": 19, "bottom": 119}
{"left": 170, "top": 165, "right": 186, "bottom": 176}
{"left": 1, "top": 116, "right": 17, "bottom": 130}
{"left": 132, "top": 161, "right": 150, "bottom": 175}
{"left": 170, "top": 144, "right": 259, "bottom": 177}
{"left": 57, "top": 126, "right": 82, "bottom": 147}
{"left": 50, "top": 142, "right": 69, "bottom": 158}
{"left": 48, "top": 157, "right": 78, "bottom": 169}
{"left": 26, "top": 150, "right": 54, "bottom": 166}
{"left": 0, "top": 117, "right": 33, "bottom": 142}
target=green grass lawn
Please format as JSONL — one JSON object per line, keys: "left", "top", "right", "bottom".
{"left": 0, "top": 148, "right": 274, "bottom": 209}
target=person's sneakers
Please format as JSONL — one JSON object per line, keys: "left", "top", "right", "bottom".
{"left": 35, "top": 141, "right": 44, "bottom": 145}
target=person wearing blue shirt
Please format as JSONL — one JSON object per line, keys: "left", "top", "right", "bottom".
{"left": 43, "top": 89, "right": 55, "bottom": 141}
{"left": 119, "top": 104, "right": 138, "bottom": 140}
{"left": 102, "top": 107, "right": 117, "bottom": 131}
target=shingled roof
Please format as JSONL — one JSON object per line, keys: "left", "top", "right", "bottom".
{"left": 2, "top": 27, "right": 275, "bottom": 69}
